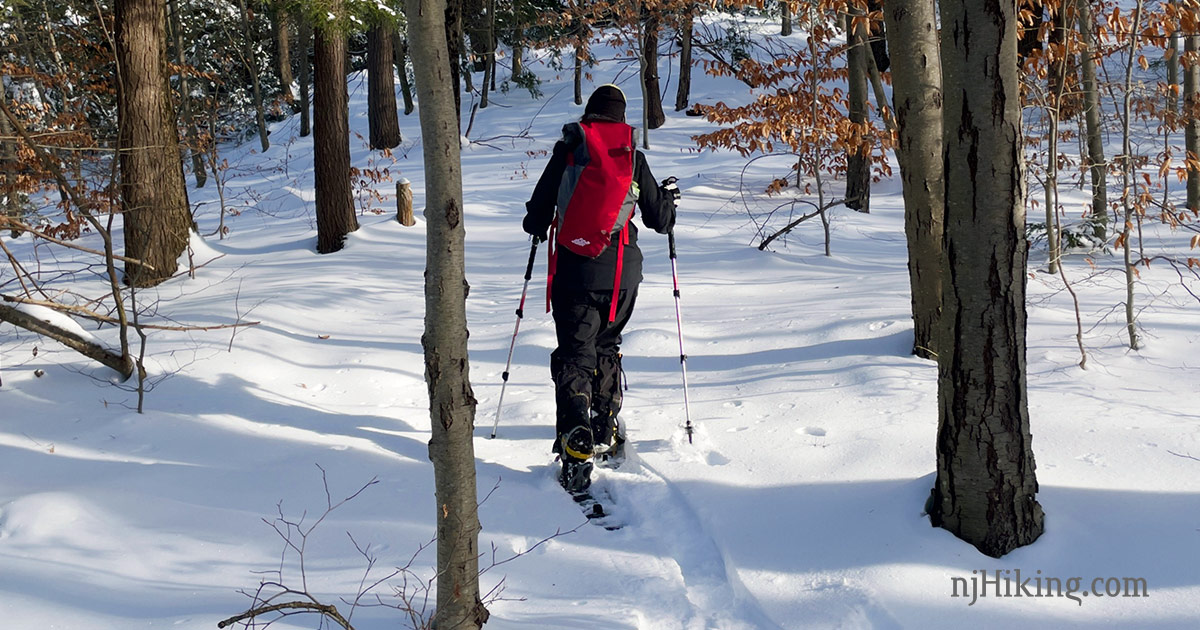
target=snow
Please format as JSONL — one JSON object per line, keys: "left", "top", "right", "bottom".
{"left": 3, "top": 16, "right": 1200, "bottom": 630}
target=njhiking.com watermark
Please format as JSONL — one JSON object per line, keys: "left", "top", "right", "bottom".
{"left": 951, "top": 570, "right": 1149, "bottom": 606}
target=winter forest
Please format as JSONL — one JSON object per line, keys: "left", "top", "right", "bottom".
{"left": 2, "top": 0, "right": 1199, "bottom": 627}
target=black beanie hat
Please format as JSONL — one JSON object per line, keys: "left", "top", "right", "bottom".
{"left": 583, "top": 84, "right": 627, "bottom": 123}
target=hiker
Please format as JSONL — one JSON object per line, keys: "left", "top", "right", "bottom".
{"left": 522, "top": 84, "right": 679, "bottom": 493}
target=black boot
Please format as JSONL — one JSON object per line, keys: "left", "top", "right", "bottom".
{"left": 558, "top": 425, "right": 595, "bottom": 493}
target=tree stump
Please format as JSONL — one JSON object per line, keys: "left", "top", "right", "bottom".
{"left": 397, "top": 178, "right": 415, "bottom": 226}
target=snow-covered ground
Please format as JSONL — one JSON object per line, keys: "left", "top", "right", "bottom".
{"left": 3, "top": 16, "right": 1199, "bottom": 630}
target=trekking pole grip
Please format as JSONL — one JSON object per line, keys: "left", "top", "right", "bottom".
{"left": 668, "top": 230, "right": 677, "bottom": 260}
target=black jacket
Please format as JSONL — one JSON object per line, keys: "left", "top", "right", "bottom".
{"left": 524, "top": 125, "right": 676, "bottom": 292}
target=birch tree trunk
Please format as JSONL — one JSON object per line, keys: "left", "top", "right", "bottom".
{"left": 115, "top": 0, "right": 193, "bottom": 287}
{"left": 930, "top": 0, "right": 1045, "bottom": 558}
{"left": 403, "top": 0, "right": 487, "bottom": 625}
{"left": 883, "top": 0, "right": 944, "bottom": 361}
{"left": 313, "top": 5, "right": 358, "bottom": 253}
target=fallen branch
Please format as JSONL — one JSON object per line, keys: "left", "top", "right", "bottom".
{"left": 0, "top": 302, "right": 133, "bottom": 379}
{"left": 1, "top": 295, "right": 259, "bottom": 331}
{"left": 217, "top": 600, "right": 353, "bottom": 629}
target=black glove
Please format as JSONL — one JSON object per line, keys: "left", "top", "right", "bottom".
{"left": 660, "top": 176, "right": 681, "bottom": 202}
{"left": 522, "top": 212, "right": 548, "bottom": 243}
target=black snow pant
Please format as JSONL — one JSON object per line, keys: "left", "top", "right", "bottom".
{"left": 550, "top": 287, "right": 636, "bottom": 448}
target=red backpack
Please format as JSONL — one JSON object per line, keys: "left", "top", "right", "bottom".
{"left": 547, "top": 120, "right": 639, "bottom": 321}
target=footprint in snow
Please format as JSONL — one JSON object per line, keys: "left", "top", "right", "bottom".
{"left": 801, "top": 426, "right": 827, "bottom": 437}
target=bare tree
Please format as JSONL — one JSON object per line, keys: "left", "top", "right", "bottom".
{"left": 928, "top": 0, "right": 1045, "bottom": 558}
{"left": 882, "top": 0, "right": 944, "bottom": 360}
{"left": 404, "top": 0, "right": 488, "bottom": 626}
{"left": 167, "top": 0, "right": 206, "bottom": 187}
{"left": 235, "top": 0, "right": 269, "bottom": 152}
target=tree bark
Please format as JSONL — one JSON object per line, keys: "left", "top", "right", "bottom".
{"left": 445, "top": 0, "right": 463, "bottom": 130}
{"left": 115, "top": 0, "right": 193, "bottom": 288}
{"left": 781, "top": 0, "right": 792, "bottom": 37}
{"left": 675, "top": 12, "right": 693, "bottom": 112}
{"left": 883, "top": 0, "right": 944, "bottom": 361}
{"left": 313, "top": 5, "right": 358, "bottom": 253}
{"left": 298, "top": 15, "right": 312, "bottom": 137}
{"left": 511, "top": 38, "right": 523, "bottom": 79}
{"left": 271, "top": 1, "right": 295, "bottom": 103}
{"left": 403, "top": 0, "right": 487, "bottom": 625}
{"left": 394, "top": 31, "right": 416, "bottom": 115}
{"left": 1077, "top": 0, "right": 1106, "bottom": 238}
{"left": 930, "top": 0, "right": 1045, "bottom": 558}
{"left": 642, "top": 13, "right": 666, "bottom": 130}
{"left": 1186, "top": 32, "right": 1199, "bottom": 212}
{"left": 367, "top": 24, "right": 401, "bottom": 149}
{"left": 845, "top": 8, "right": 871, "bottom": 212}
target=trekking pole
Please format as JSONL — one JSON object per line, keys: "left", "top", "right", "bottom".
{"left": 668, "top": 229, "right": 695, "bottom": 444}
{"left": 490, "top": 238, "right": 540, "bottom": 439}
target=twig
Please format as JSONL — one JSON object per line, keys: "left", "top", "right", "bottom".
{"left": 0, "top": 217, "right": 156, "bottom": 269}
{"left": 217, "top": 601, "right": 354, "bottom": 629}
{"left": 758, "top": 198, "right": 848, "bottom": 250}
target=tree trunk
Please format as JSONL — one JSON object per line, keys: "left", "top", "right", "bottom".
{"left": 115, "top": 0, "right": 193, "bottom": 288}
{"left": 930, "top": 0, "right": 1045, "bottom": 559}
{"left": 511, "top": 39, "right": 523, "bottom": 79}
{"left": 367, "top": 24, "right": 401, "bottom": 149}
{"left": 445, "top": 0, "right": 463, "bottom": 130}
{"left": 313, "top": 5, "right": 358, "bottom": 253}
{"left": 394, "top": 31, "right": 415, "bottom": 115}
{"left": 167, "top": 0, "right": 206, "bottom": 188}
{"left": 642, "top": 13, "right": 666, "bottom": 130}
{"left": 675, "top": 12, "right": 693, "bottom": 112}
{"left": 845, "top": 8, "right": 870, "bottom": 212}
{"left": 1119, "top": 2, "right": 1144, "bottom": 350}
{"left": 271, "top": 1, "right": 294, "bottom": 103}
{"left": 236, "top": 0, "right": 269, "bottom": 152}
{"left": 1077, "top": 0, "right": 1106, "bottom": 238}
{"left": 1186, "top": 33, "right": 1200, "bottom": 212}
{"left": 1, "top": 72, "right": 26, "bottom": 237}
{"left": 479, "top": 0, "right": 495, "bottom": 108}
{"left": 1166, "top": 2, "right": 1180, "bottom": 116}
{"left": 574, "top": 43, "right": 583, "bottom": 105}
{"left": 402, "top": 0, "right": 488, "bottom": 625}
{"left": 883, "top": 0, "right": 944, "bottom": 361}
{"left": 781, "top": 0, "right": 792, "bottom": 37}
{"left": 298, "top": 15, "right": 312, "bottom": 137}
